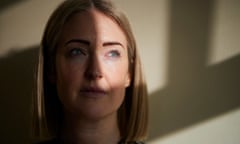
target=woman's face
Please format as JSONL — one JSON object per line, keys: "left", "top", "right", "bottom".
{"left": 55, "top": 9, "right": 130, "bottom": 120}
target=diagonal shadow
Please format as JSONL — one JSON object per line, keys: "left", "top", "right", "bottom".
{"left": 0, "top": 46, "right": 39, "bottom": 144}
{"left": 0, "top": 0, "right": 23, "bottom": 12}
{"left": 149, "top": 0, "right": 240, "bottom": 141}
{"left": 0, "top": 0, "right": 239, "bottom": 143}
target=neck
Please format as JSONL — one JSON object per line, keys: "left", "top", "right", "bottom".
{"left": 60, "top": 112, "right": 120, "bottom": 144}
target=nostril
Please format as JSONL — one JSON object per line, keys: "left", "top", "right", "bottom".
{"left": 85, "top": 71, "right": 103, "bottom": 80}
{"left": 92, "top": 71, "right": 102, "bottom": 78}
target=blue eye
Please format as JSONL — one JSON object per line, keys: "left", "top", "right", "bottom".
{"left": 108, "top": 50, "right": 120, "bottom": 58}
{"left": 69, "top": 48, "right": 87, "bottom": 57}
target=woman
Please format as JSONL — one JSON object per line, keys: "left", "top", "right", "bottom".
{"left": 32, "top": 0, "right": 148, "bottom": 143}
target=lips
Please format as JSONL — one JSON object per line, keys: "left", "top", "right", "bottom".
{"left": 80, "top": 86, "right": 107, "bottom": 97}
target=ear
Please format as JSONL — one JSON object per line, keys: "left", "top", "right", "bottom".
{"left": 125, "top": 72, "right": 131, "bottom": 87}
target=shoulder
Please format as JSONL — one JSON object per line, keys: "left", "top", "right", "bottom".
{"left": 36, "top": 139, "right": 145, "bottom": 144}
{"left": 34, "top": 138, "right": 58, "bottom": 144}
{"left": 119, "top": 140, "right": 145, "bottom": 144}
{"left": 135, "top": 142, "right": 145, "bottom": 144}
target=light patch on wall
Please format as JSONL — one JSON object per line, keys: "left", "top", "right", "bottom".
{"left": 149, "top": 108, "right": 240, "bottom": 144}
{"left": 115, "top": 0, "right": 170, "bottom": 93}
{"left": 208, "top": 0, "right": 240, "bottom": 65}
{"left": 0, "top": 0, "right": 64, "bottom": 57}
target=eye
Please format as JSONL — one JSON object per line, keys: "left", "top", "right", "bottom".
{"left": 107, "top": 50, "right": 121, "bottom": 58}
{"left": 68, "top": 48, "right": 87, "bottom": 57}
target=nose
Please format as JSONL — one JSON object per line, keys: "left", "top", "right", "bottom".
{"left": 84, "top": 53, "right": 103, "bottom": 80}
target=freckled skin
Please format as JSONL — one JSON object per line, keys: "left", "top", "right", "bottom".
{"left": 55, "top": 9, "right": 130, "bottom": 121}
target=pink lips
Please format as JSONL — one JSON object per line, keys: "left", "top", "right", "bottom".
{"left": 80, "top": 86, "right": 107, "bottom": 97}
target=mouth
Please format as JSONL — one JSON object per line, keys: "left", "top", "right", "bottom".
{"left": 80, "top": 86, "right": 107, "bottom": 97}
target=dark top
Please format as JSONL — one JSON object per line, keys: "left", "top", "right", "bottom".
{"left": 37, "top": 138, "right": 145, "bottom": 144}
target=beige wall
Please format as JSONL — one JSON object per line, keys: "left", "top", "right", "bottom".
{"left": 0, "top": 0, "right": 239, "bottom": 143}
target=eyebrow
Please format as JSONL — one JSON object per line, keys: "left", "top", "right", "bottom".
{"left": 65, "top": 39, "right": 90, "bottom": 46}
{"left": 103, "top": 42, "right": 124, "bottom": 48}
{"left": 64, "top": 39, "right": 124, "bottom": 48}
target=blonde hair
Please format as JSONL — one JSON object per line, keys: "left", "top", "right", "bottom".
{"left": 32, "top": 0, "right": 148, "bottom": 142}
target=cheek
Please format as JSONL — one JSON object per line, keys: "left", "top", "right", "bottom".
{"left": 55, "top": 57, "right": 85, "bottom": 97}
{"left": 56, "top": 56, "right": 85, "bottom": 80}
{"left": 103, "top": 59, "right": 130, "bottom": 92}
{"left": 56, "top": 62, "right": 73, "bottom": 85}
{"left": 106, "top": 67, "right": 129, "bottom": 111}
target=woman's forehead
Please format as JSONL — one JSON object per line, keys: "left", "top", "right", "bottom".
{"left": 59, "top": 9, "right": 127, "bottom": 47}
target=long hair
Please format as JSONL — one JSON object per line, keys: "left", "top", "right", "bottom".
{"left": 32, "top": 0, "right": 148, "bottom": 142}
